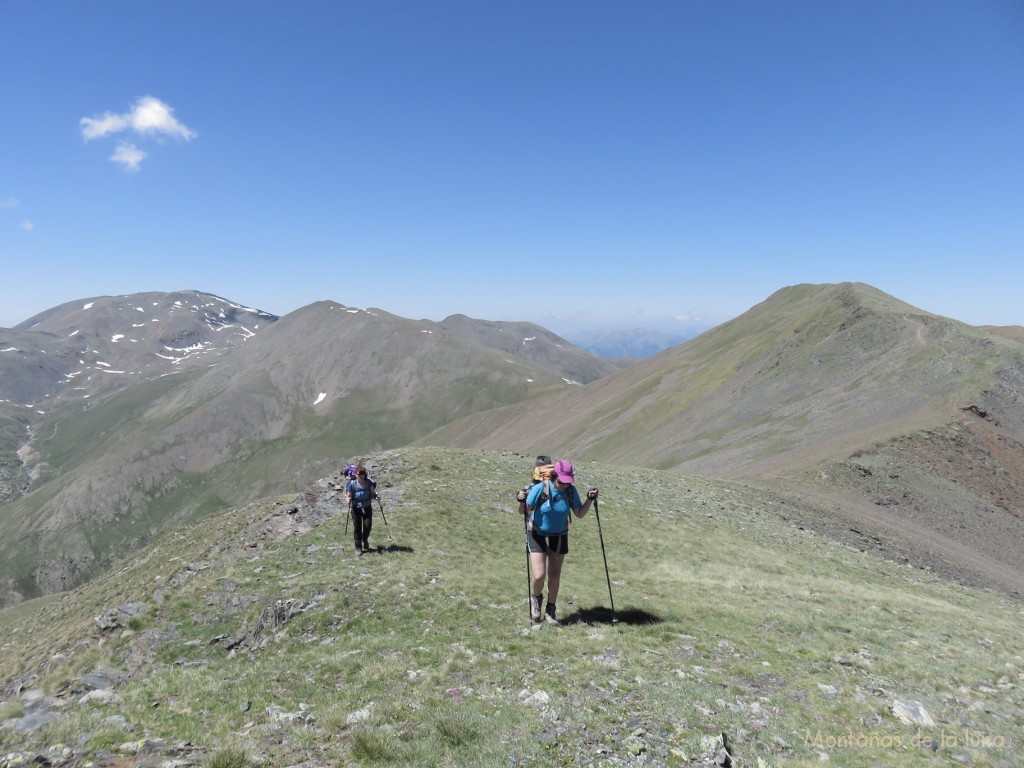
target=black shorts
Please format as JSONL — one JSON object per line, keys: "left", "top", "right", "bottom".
{"left": 527, "top": 529, "right": 568, "bottom": 555}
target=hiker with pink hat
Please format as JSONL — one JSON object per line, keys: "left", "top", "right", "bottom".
{"left": 524, "top": 459, "right": 599, "bottom": 625}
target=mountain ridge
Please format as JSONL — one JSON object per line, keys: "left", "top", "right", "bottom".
{"left": 3, "top": 281, "right": 1024, "bottom": 605}
{"left": 417, "top": 282, "right": 1024, "bottom": 595}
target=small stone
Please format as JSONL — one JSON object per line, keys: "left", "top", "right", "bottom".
{"left": 891, "top": 699, "right": 934, "bottom": 727}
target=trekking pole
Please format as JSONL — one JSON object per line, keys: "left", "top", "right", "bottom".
{"left": 344, "top": 499, "right": 351, "bottom": 537}
{"left": 524, "top": 512, "right": 532, "bottom": 623}
{"left": 593, "top": 498, "right": 616, "bottom": 616}
{"left": 376, "top": 496, "right": 394, "bottom": 543}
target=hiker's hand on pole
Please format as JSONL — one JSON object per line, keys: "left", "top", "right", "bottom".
{"left": 516, "top": 488, "right": 530, "bottom": 518}
{"left": 575, "top": 487, "right": 597, "bottom": 519}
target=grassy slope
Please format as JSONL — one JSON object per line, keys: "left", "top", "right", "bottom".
{"left": 413, "top": 285, "right": 1024, "bottom": 598}
{"left": 418, "top": 284, "right": 1015, "bottom": 476}
{"left": 1, "top": 448, "right": 1021, "bottom": 767}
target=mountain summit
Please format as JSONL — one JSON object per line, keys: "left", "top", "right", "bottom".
{"left": 422, "top": 282, "right": 1024, "bottom": 594}
{"left": 2, "top": 282, "right": 1022, "bottom": 605}
{"left": 3, "top": 290, "right": 278, "bottom": 406}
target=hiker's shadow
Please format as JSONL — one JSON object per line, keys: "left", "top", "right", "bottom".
{"left": 561, "top": 605, "right": 662, "bottom": 626}
{"left": 373, "top": 544, "right": 414, "bottom": 554}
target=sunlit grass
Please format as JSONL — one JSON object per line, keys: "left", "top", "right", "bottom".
{"left": 1, "top": 447, "right": 1021, "bottom": 766}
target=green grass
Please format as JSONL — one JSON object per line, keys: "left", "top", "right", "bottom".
{"left": 1, "top": 447, "right": 1021, "bottom": 767}
{"left": 205, "top": 744, "right": 261, "bottom": 768}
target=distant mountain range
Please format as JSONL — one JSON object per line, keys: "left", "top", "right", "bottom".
{"left": 563, "top": 327, "right": 696, "bottom": 360}
{"left": 2, "top": 283, "right": 1023, "bottom": 606}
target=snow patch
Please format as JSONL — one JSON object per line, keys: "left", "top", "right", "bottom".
{"left": 111, "top": 334, "right": 125, "bottom": 342}
{"left": 314, "top": 392, "right": 327, "bottom": 405}
{"left": 164, "top": 343, "right": 205, "bottom": 353}
{"left": 83, "top": 302, "right": 94, "bottom": 310}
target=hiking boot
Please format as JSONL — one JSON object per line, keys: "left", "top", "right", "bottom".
{"left": 362, "top": 540, "right": 371, "bottom": 553}
{"left": 530, "top": 595, "right": 542, "bottom": 623}
{"left": 545, "top": 603, "right": 559, "bottom": 625}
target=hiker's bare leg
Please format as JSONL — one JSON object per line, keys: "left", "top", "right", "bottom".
{"left": 546, "top": 553, "right": 565, "bottom": 605}
{"left": 530, "top": 551, "right": 547, "bottom": 597}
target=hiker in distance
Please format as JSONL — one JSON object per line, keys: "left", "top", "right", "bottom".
{"left": 345, "top": 466, "right": 378, "bottom": 555}
{"left": 524, "top": 459, "right": 598, "bottom": 625}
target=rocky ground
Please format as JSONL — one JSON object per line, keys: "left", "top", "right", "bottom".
{"left": 751, "top": 409, "right": 1024, "bottom": 599}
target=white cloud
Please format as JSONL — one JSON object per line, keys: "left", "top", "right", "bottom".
{"left": 110, "top": 142, "right": 147, "bottom": 172}
{"left": 0, "top": 197, "right": 19, "bottom": 209}
{"left": 81, "top": 96, "right": 197, "bottom": 142}
{"left": 81, "top": 96, "right": 196, "bottom": 170}
{"left": 130, "top": 96, "right": 197, "bottom": 140}
{"left": 20, "top": 219, "right": 34, "bottom": 231}
{"left": 80, "top": 111, "right": 130, "bottom": 140}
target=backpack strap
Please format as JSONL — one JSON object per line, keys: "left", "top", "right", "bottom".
{"left": 526, "top": 478, "right": 551, "bottom": 530}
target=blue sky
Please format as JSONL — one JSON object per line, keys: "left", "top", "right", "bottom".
{"left": 2, "top": 1, "right": 1022, "bottom": 336}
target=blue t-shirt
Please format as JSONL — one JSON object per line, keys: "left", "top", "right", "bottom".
{"left": 526, "top": 481, "right": 582, "bottom": 535}
{"left": 347, "top": 478, "right": 376, "bottom": 507}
